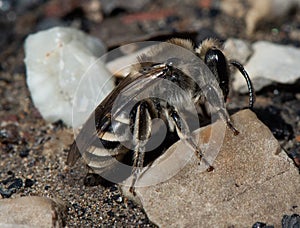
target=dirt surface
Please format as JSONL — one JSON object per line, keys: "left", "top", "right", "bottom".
{"left": 0, "top": 0, "right": 300, "bottom": 227}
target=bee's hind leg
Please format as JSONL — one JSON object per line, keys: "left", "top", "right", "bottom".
{"left": 129, "top": 100, "right": 157, "bottom": 195}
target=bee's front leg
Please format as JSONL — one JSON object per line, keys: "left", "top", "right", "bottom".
{"left": 129, "top": 100, "right": 156, "bottom": 195}
{"left": 201, "top": 84, "right": 240, "bottom": 136}
{"left": 218, "top": 108, "right": 239, "bottom": 136}
{"left": 168, "top": 106, "right": 214, "bottom": 172}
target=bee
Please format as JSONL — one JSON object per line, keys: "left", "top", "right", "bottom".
{"left": 67, "top": 38, "right": 255, "bottom": 194}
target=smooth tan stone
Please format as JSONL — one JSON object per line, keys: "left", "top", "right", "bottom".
{"left": 0, "top": 196, "right": 66, "bottom": 228}
{"left": 122, "top": 110, "right": 300, "bottom": 227}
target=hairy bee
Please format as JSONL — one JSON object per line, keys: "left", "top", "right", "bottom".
{"left": 67, "top": 38, "right": 255, "bottom": 194}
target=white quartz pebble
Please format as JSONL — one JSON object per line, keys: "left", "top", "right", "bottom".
{"left": 233, "top": 41, "right": 300, "bottom": 92}
{"left": 24, "top": 27, "right": 114, "bottom": 127}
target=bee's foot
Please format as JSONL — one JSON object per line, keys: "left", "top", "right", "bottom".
{"left": 206, "top": 165, "right": 214, "bottom": 172}
{"left": 227, "top": 121, "right": 239, "bottom": 136}
{"left": 129, "top": 186, "right": 136, "bottom": 196}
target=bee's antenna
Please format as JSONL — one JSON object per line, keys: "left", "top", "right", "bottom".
{"left": 229, "top": 60, "right": 255, "bottom": 109}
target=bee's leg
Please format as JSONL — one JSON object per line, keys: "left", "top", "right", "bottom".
{"left": 129, "top": 147, "right": 145, "bottom": 195}
{"left": 202, "top": 84, "right": 239, "bottom": 136}
{"left": 218, "top": 108, "right": 239, "bottom": 136}
{"left": 129, "top": 100, "right": 156, "bottom": 195}
{"left": 168, "top": 106, "right": 214, "bottom": 172}
{"left": 226, "top": 120, "right": 239, "bottom": 136}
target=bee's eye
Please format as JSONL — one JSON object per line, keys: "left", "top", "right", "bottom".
{"left": 204, "top": 48, "right": 224, "bottom": 66}
{"left": 204, "top": 48, "right": 228, "bottom": 80}
{"left": 204, "top": 48, "right": 229, "bottom": 100}
{"left": 166, "top": 57, "right": 182, "bottom": 67}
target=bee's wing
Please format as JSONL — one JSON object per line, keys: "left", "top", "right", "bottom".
{"left": 67, "top": 65, "right": 167, "bottom": 166}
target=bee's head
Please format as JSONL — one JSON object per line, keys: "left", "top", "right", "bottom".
{"left": 196, "top": 38, "right": 255, "bottom": 109}
{"left": 195, "top": 39, "right": 230, "bottom": 101}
